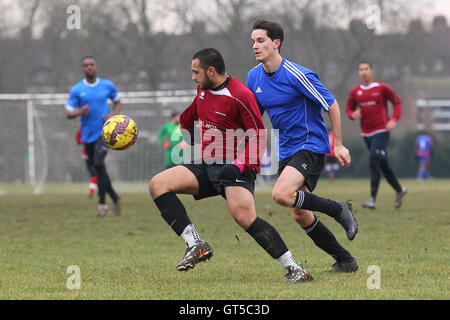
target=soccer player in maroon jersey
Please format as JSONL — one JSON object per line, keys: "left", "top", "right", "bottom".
{"left": 149, "top": 48, "right": 312, "bottom": 283}
{"left": 346, "top": 62, "right": 407, "bottom": 209}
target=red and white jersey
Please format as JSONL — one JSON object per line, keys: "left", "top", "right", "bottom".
{"left": 346, "top": 81, "right": 402, "bottom": 136}
{"left": 180, "top": 75, "right": 266, "bottom": 172}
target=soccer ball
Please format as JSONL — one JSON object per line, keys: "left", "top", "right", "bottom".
{"left": 102, "top": 115, "right": 138, "bottom": 150}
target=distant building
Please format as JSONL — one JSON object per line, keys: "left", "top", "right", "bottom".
{"left": 415, "top": 84, "right": 450, "bottom": 138}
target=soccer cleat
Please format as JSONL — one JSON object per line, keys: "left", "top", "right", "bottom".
{"left": 336, "top": 201, "right": 358, "bottom": 241}
{"left": 328, "top": 259, "right": 359, "bottom": 273}
{"left": 362, "top": 197, "right": 376, "bottom": 209}
{"left": 113, "top": 198, "right": 121, "bottom": 216}
{"left": 176, "top": 240, "right": 213, "bottom": 272}
{"left": 284, "top": 266, "right": 314, "bottom": 283}
{"left": 97, "top": 204, "right": 109, "bottom": 217}
{"left": 394, "top": 187, "right": 407, "bottom": 209}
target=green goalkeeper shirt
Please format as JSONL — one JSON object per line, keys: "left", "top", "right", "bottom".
{"left": 158, "top": 122, "right": 183, "bottom": 167}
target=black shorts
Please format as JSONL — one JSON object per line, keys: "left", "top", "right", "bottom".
{"left": 278, "top": 149, "right": 325, "bottom": 192}
{"left": 182, "top": 163, "right": 256, "bottom": 200}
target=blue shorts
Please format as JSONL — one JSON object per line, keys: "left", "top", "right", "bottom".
{"left": 364, "top": 132, "right": 390, "bottom": 160}
{"left": 418, "top": 156, "right": 430, "bottom": 165}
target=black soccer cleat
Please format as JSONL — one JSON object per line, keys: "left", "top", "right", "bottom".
{"left": 328, "top": 259, "right": 359, "bottom": 273}
{"left": 336, "top": 201, "right": 358, "bottom": 241}
{"left": 176, "top": 240, "right": 213, "bottom": 272}
{"left": 284, "top": 266, "right": 314, "bottom": 283}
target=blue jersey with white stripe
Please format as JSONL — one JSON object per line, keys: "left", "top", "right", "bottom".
{"left": 66, "top": 78, "right": 120, "bottom": 143}
{"left": 246, "top": 58, "right": 335, "bottom": 160}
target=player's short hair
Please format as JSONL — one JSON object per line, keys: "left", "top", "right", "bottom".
{"left": 81, "top": 56, "right": 96, "bottom": 64}
{"left": 192, "top": 48, "right": 226, "bottom": 75}
{"left": 359, "top": 61, "right": 373, "bottom": 69}
{"left": 252, "top": 19, "right": 284, "bottom": 51}
{"left": 171, "top": 111, "right": 180, "bottom": 118}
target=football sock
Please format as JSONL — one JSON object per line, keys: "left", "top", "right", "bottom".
{"left": 245, "top": 217, "right": 289, "bottom": 260}
{"left": 303, "top": 216, "right": 353, "bottom": 263}
{"left": 369, "top": 156, "right": 381, "bottom": 199}
{"left": 181, "top": 224, "right": 202, "bottom": 247}
{"left": 153, "top": 192, "right": 191, "bottom": 236}
{"left": 380, "top": 159, "right": 402, "bottom": 193}
{"left": 277, "top": 250, "right": 301, "bottom": 269}
{"left": 294, "top": 191, "right": 341, "bottom": 219}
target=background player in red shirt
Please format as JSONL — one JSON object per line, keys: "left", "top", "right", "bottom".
{"left": 149, "top": 48, "right": 312, "bottom": 283}
{"left": 346, "top": 62, "right": 407, "bottom": 209}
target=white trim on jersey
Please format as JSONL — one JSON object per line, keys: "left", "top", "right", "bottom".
{"left": 65, "top": 104, "right": 76, "bottom": 112}
{"left": 112, "top": 92, "right": 121, "bottom": 102}
{"left": 83, "top": 78, "right": 100, "bottom": 87}
{"left": 283, "top": 60, "right": 330, "bottom": 111}
{"left": 360, "top": 128, "right": 387, "bottom": 137}
{"left": 360, "top": 82, "right": 380, "bottom": 90}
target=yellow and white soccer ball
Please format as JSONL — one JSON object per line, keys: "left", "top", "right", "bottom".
{"left": 102, "top": 114, "right": 138, "bottom": 150}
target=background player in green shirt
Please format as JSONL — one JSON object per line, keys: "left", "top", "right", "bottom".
{"left": 158, "top": 112, "right": 185, "bottom": 168}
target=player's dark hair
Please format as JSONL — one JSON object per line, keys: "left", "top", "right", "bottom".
{"left": 192, "top": 48, "right": 226, "bottom": 74}
{"left": 252, "top": 19, "right": 284, "bottom": 52}
{"left": 359, "top": 61, "right": 373, "bottom": 69}
{"left": 171, "top": 111, "right": 179, "bottom": 119}
{"left": 81, "top": 56, "right": 96, "bottom": 64}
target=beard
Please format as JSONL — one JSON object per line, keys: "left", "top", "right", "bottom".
{"left": 200, "top": 74, "right": 214, "bottom": 90}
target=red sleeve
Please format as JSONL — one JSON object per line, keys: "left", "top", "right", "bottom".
{"left": 235, "top": 92, "right": 267, "bottom": 173}
{"left": 180, "top": 96, "right": 198, "bottom": 131}
{"left": 75, "top": 126, "right": 82, "bottom": 144}
{"left": 346, "top": 88, "right": 358, "bottom": 120}
{"left": 382, "top": 83, "right": 402, "bottom": 121}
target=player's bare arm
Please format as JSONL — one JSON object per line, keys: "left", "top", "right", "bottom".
{"left": 328, "top": 100, "right": 351, "bottom": 168}
{"left": 66, "top": 104, "right": 89, "bottom": 119}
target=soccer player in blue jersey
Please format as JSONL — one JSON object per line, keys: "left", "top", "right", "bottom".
{"left": 415, "top": 131, "right": 434, "bottom": 180}
{"left": 66, "top": 56, "right": 121, "bottom": 217}
{"left": 247, "top": 20, "right": 358, "bottom": 273}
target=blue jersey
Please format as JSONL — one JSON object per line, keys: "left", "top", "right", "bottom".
{"left": 415, "top": 134, "right": 433, "bottom": 157}
{"left": 66, "top": 78, "right": 120, "bottom": 143}
{"left": 247, "top": 58, "right": 335, "bottom": 160}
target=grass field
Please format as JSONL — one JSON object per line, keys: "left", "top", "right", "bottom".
{"left": 0, "top": 179, "right": 448, "bottom": 300}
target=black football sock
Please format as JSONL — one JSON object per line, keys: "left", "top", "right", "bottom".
{"left": 245, "top": 217, "right": 288, "bottom": 259}
{"left": 380, "top": 159, "right": 402, "bottom": 193}
{"left": 303, "top": 216, "right": 353, "bottom": 263}
{"left": 294, "top": 191, "right": 342, "bottom": 219}
{"left": 369, "top": 156, "right": 381, "bottom": 199}
{"left": 153, "top": 192, "right": 191, "bottom": 236}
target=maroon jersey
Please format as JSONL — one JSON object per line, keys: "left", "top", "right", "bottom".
{"left": 180, "top": 75, "right": 266, "bottom": 173}
{"left": 346, "top": 81, "right": 402, "bottom": 136}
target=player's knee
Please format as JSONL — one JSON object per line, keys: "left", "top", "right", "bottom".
{"left": 149, "top": 174, "right": 168, "bottom": 199}
{"left": 272, "top": 188, "right": 289, "bottom": 206}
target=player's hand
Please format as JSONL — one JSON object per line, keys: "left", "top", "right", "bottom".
{"left": 385, "top": 120, "right": 397, "bottom": 131}
{"left": 351, "top": 109, "right": 361, "bottom": 119}
{"left": 163, "top": 141, "right": 171, "bottom": 149}
{"left": 334, "top": 144, "right": 351, "bottom": 168}
{"left": 178, "top": 141, "right": 187, "bottom": 150}
{"left": 218, "top": 164, "right": 241, "bottom": 181}
{"left": 80, "top": 104, "right": 89, "bottom": 116}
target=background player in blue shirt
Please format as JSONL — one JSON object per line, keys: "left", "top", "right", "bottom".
{"left": 247, "top": 19, "right": 358, "bottom": 273}
{"left": 415, "top": 131, "right": 434, "bottom": 180}
{"left": 66, "top": 56, "right": 121, "bottom": 217}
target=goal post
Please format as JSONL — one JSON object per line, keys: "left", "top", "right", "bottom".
{"left": 0, "top": 90, "right": 196, "bottom": 195}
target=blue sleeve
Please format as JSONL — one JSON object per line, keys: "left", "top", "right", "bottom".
{"left": 65, "top": 86, "right": 79, "bottom": 112}
{"left": 286, "top": 64, "right": 335, "bottom": 112}
{"left": 107, "top": 81, "right": 120, "bottom": 102}
{"left": 246, "top": 71, "right": 264, "bottom": 116}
